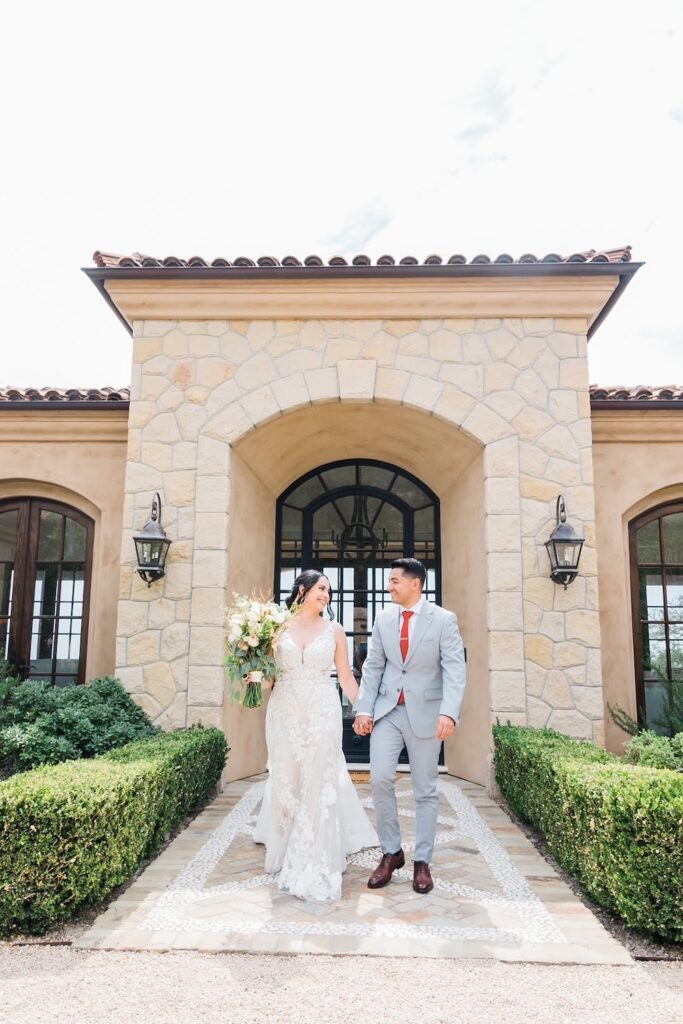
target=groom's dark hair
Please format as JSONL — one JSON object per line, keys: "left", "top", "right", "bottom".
{"left": 391, "top": 557, "right": 426, "bottom": 587}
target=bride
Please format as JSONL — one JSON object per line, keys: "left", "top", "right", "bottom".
{"left": 252, "top": 569, "right": 378, "bottom": 902}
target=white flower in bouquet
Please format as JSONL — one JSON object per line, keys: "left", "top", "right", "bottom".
{"left": 224, "top": 593, "right": 292, "bottom": 708}
{"left": 272, "top": 606, "right": 289, "bottom": 625}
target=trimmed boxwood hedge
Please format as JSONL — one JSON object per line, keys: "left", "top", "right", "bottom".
{"left": 493, "top": 725, "right": 683, "bottom": 942}
{"left": 0, "top": 725, "right": 228, "bottom": 938}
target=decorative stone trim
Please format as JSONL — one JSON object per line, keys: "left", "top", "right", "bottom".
{"left": 137, "top": 779, "right": 565, "bottom": 946}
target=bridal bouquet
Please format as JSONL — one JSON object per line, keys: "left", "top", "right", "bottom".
{"left": 225, "top": 594, "right": 291, "bottom": 708}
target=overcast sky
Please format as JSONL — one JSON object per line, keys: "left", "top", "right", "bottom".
{"left": 2, "top": 1, "right": 681, "bottom": 389}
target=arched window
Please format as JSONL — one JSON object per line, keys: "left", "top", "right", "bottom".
{"left": 275, "top": 460, "right": 440, "bottom": 762}
{"left": 630, "top": 501, "right": 683, "bottom": 733}
{"left": 0, "top": 499, "right": 93, "bottom": 686}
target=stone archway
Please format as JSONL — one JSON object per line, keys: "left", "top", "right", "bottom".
{"left": 118, "top": 315, "right": 604, "bottom": 792}
{"left": 212, "top": 396, "right": 491, "bottom": 784}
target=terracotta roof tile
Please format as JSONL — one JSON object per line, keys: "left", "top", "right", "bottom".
{"left": 589, "top": 385, "right": 683, "bottom": 404}
{"left": 3, "top": 384, "right": 679, "bottom": 410}
{"left": 92, "top": 247, "right": 634, "bottom": 269}
{"left": 0, "top": 386, "right": 130, "bottom": 405}
{"left": 3, "top": 385, "right": 679, "bottom": 407}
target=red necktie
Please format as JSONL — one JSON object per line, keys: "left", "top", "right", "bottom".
{"left": 397, "top": 610, "right": 414, "bottom": 704}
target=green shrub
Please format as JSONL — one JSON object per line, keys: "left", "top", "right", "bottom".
{"left": 0, "top": 676, "right": 158, "bottom": 778}
{"left": 493, "top": 725, "right": 683, "bottom": 942}
{"left": 672, "top": 733, "right": 683, "bottom": 762}
{"left": 0, "top": 659, "right": 22, "bottom": 707}
{"left": 624, "top": 730, "right": 683, "bottom": 772}
{"left": 609, "top": 685, "right": 683, "bottom": 740}
{"left": 0, "top": 725, "right": 228, "bottom": 937}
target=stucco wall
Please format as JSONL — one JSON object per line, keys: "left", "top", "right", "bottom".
{"left": 592, "top": 411, "right": 683, "bottom": 752}
{"left": 0, "top": 410, "right": 128, "bottom": 683}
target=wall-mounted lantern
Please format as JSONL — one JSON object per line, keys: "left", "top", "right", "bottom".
{"left": 134, "top": 492, "right": 171, "bottom": 586}
{"left": 545, "top": 494, "right": 584, "bottom": 589}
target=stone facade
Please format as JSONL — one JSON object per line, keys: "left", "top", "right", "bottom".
{"left": 117, "top": 312, "right": 604, "bottom": 779}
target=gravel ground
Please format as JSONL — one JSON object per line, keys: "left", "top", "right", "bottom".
{"left": 1, "top": 946, "right": 682, "bottom": 1024}
{"left": 3, "top": 786, "right": 680, "bottom": 1023}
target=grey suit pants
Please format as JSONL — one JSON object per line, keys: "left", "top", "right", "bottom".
{"left": 369, "top": 705, "right": 441, "bottom": 863}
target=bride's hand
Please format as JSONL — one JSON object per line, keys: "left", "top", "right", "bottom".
{"left": 245, "top": 672, "right": 275, "bottom": 689}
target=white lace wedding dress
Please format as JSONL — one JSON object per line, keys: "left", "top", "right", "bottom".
{"left": 253, "top": 620, "right": 379, "bottom": 902}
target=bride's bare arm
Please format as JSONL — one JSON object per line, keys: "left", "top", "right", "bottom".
{"left": 333, "top": 623, "right": 360, "bottom": 704}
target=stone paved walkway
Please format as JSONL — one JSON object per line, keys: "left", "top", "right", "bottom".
{"left": 74, "top": 775, "right": 630, "bottom": 964}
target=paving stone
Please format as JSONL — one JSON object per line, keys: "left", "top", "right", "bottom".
{"left": 74, "top": 775, "right": 631, "bottom": 965}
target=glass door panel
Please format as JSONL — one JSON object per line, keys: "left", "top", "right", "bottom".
{"left": 665, "top": 573, "right": 683, "bottom": 621}
{"left": 662, "top": 513, "right": 683, "bottom": 564}
{"left": 636, "top": 519, "right": 660, "bottom": 562}
{"left": 633, "top": 506, "right": 683, "bottom": 733}
{"left": 0, "top": 499, "right": 91, "bottom": 686}
{"left": 0, "top": 508, "right": 18, "bottom": 662}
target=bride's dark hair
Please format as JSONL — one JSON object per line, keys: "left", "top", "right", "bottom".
{"left": 285, "top": 569, "right": 335, "bottom": 618}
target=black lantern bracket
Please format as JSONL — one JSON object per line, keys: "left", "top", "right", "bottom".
{"left": 545, "top": 494, "right": 584, "bottom": 590}
{"left": 133, "top": 492, "right": 172, "bottom": 587}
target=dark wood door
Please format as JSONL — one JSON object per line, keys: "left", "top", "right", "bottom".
{"left": 0, "top": 499, "right": 93, "bottom": 686}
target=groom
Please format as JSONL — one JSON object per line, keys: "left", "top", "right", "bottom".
{"left": 352, "top": 558, "right": 466, "bottom": 894}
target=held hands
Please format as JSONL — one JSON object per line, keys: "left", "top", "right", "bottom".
{"left": 353, "top": 715, "right": 373, "bottom": 736}
{"left": 354, "top": 714, "right": 454, "bottom": 738}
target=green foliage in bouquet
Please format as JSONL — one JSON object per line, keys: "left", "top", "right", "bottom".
{"left": 224, "top": 594, "right": 290, "bottom": 708}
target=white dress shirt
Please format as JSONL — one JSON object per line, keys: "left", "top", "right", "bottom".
{"left": 397, "top": 594, "right": 426, "bottom": 643}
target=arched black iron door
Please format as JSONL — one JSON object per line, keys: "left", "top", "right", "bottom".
{"left": 275, "top": 460, "right": 440, "bottom": 762}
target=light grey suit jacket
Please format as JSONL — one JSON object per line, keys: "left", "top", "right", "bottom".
{"left": 353, "top": 601, "right": 466, "bottom": 739}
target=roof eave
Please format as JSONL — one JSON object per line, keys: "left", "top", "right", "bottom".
{"left": 0, "top": 401, "right": 131, "bottom": 412}
{"left": 82, "top": 260, "right": 643, "bottom": 339}
{"left": 590, "top": 400, "right": 683, "bottom": 411}
{"left": 584, "top": 268, "right": 639, "bottom": 340}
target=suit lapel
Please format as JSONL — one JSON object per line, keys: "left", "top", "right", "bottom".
{"left": 404, "top": 602, "right": 434, "bottom": 666}
{"left": 383, "top": 605, "right": 403, "bottom": 665}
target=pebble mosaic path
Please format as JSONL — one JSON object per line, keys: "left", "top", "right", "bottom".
{"left": 74, "top": 775, "right": 631, "bottom": 964}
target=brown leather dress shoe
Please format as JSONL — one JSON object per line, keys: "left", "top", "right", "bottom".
{"left": 367, "top": 850, "right": 405, "bottom": 889}
{"left": 413, "top": 861, "right": 433, "bottom": 894}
